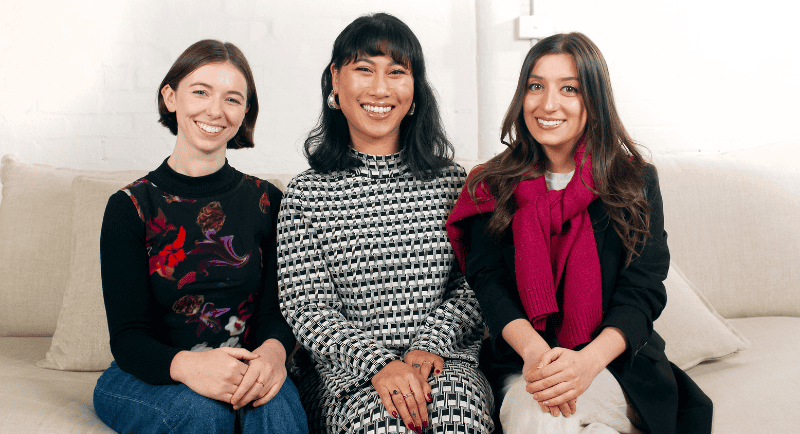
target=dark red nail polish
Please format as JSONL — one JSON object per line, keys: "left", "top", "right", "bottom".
{"left": 426, "top": 393, "right": 432, "bottom": 402}
{"left": 435, "top": 369, "right": 441, "bottom": 374}
{"left": 409, "top": 423, "right": 415, "bottom": 430}
{"left": 422, "top": 420, "right": 429, "bottom": 429}
{"left": 392, "top": 411, "right": 398, "bottom": 418}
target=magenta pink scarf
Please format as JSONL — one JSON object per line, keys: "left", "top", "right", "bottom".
{"left": 447, "top": 145, "right": 603, "bottom": 349}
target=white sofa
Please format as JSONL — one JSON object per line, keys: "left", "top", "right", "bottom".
{"left": 1, "top": 142, "right": 798, "bottom": 433}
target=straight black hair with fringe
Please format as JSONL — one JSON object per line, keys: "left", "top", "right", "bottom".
{"left": 303, "top": 13, "right": 453, "bottom": 179}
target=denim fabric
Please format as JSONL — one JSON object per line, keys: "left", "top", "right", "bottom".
{"left": 93, "top": 362, "right": 308, "bottom": 434}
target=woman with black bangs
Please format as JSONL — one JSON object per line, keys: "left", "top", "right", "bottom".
{"left": 277, "top": 13, "right": 494, "bottom": 434}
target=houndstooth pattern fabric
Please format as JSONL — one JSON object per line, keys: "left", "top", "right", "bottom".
{"left": 277, "top": 149, "right": 493, "bottom": 433}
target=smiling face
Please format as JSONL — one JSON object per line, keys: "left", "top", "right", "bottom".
{"left": 331, "top": 54, "right": 414, "bottom": 155}
{"left": 523, "top": 53, "right": 587, "bottom": 170}
{"left": 161, "top": 62, "right": 248, "bottom": 159}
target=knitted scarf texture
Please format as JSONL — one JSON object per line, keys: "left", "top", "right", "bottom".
{"left": 447, "top": 145, "right": 603, "bottom": 349}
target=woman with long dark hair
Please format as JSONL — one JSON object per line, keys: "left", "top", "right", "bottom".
{"left": 278, "top": 13, "right": 494, "bottom": 434}
{"left": 447, "top": 33, "right": 712, "bottom": 433}
{"left": 93, "top": 39, "right": 307, "bottom": 434}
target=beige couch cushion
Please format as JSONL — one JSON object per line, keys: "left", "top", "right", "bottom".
{"left": 653, "top": 144, "right": 800, "bottom": 318}
{"left": 0, "top": 337, "right": 110, "bottom": 433}
{"left": 655, "top": 262, "right": 749, "bottom": 370}
{"left": 37, "top": 176, "right": 131, "bottom": 371}
{"left": 687, "top": 316, "right": 800, "bottom": 433}
{"left": 0, "top": 155, "right": 143, "bottom": 337}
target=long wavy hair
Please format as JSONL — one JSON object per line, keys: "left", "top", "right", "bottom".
{"left": 303, "top": 13, "right": 453, "bottom": 179}
{"left": 468, "top": 32, "right": 650, "bottom": 266}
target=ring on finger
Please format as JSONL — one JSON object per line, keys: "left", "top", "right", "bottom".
{"left": 413, "top": 363, "right": 421, "bottom": 368}
{"left": 392, "top": 390, "right": 399, "bottom": 395}
{"left": 402, "top": 392, "right": 413, "bottom": 398}
{"left": 422, "top": 361, "right": 433, "bottom": 365}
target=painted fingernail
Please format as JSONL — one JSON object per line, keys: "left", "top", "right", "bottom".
{"left": 408, "top": 423, "right": 415, "bottom": 431}
{"left": 392, "top": 411, "right": 398, "bottom": 418}
{"left": 422, "top": 420, "right": 429, "bottom": 429}
{"left": 426, "top": 393, "right": 432, "bottom": 402}
{"left": 435, "top": 369, "right": 441, "bottom": 374}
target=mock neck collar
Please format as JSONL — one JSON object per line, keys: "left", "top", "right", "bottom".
{"left": 349, "top": 147, "right": 408, "bottom": 178}
{"left": 150, "top": 158, "right": 241, "bottom": 198}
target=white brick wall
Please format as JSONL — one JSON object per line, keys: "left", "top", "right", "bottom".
{"left": 1, "top": 0, "right": 797, "bottom": 174}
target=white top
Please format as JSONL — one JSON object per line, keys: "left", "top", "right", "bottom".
{"left": 545, "top": 170, "right": 574, "bottom": 191}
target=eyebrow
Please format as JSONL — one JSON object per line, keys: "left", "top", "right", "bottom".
{"left": 528, "top": 74, "right": 580, "bottom": 81}
{"left": 188, "top": 82, "right": 246, "bottom": 99}
{"left": 354, "top": 57, "right": 408, "bottom": 68}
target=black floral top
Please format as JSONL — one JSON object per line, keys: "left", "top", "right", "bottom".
{"left": 100, "top": 159, "right": 293, "bottom": 385}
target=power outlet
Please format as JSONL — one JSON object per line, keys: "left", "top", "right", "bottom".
{"left": 517, "top": 15, "right": 554, "bottom": 39}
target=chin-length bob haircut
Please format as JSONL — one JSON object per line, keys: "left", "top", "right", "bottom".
{"left": 157, "top": 39, "right": 259, "bottom": 149}
{"left": 303, "top": 12, "right": 453, "bottom": 179}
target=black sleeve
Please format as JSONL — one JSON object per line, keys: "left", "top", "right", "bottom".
{"left": 600, "top": 165, "right": 670, "bottom": 369}
{"left": 100, "top": 191, "right": 182, "bottom": 385}
{"left": 464, "top": 214, "right": 528, "bottom": 348}
{"left": 254, "top": 183, "right": 296, "bottom": 357}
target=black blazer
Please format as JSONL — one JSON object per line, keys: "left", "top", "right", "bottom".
{"left": 465, "top": 165, "right": 712, "bottom": 434}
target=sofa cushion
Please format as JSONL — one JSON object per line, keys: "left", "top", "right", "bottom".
{"left": 0, "top": 155, "right": 144, "bottom": 337}
{"left": 654, "top": 262, "right": 749, "bottom": 370}
{"left": 653, "top": 143, "right": 800, "bottom": 318}
{"left": 37, "top": 176, "right": 130, "bottom": 371}
{"left": 687, "top": 316, "right": 800, "bottom": 433}
{"left": 0, "top": 337, "right": 111, "bottom": 433}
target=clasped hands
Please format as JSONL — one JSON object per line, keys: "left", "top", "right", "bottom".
{"left": 523, "top": 347, "right": 604, "bottom": 418}
{"left": 170, "top": 339, "right": 287, "bottom": 410}
{"left": 371, "top": 350, "right": 444, "bottom": 433}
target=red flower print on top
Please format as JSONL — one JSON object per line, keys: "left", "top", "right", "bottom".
{"left": 172, "top": 294, "right": 204, "bottom": 316}
{"left": 245, "top": 175, "right": 264, "bottom": 188}
{"left": 177, "top": 271, "right": 197, "bottom": 289}
{"left": 197, "top": 202, "right": 225, "bottom": 234}
{"left": 186, "top": 230, "right": 250, "bottom": 277}
{"left": 163, "top": 193, "right": 197, "bottom": 204}
{"left": 186, "top": 302, "right": 231, "bottom": 336}
{"left": 146, "top": 209, "right": 176, "bottom": 242}
{"left": 238, "top": 293, "right": 255, "bottom": 315}
{"left": 236, "top": 293, "right": 255, "bottom": 344}
{"left": 259, "top": 192, "right": 270, "bottom": 214}
{"left": 149, "top": 226, "right": 187, "bottom": 280}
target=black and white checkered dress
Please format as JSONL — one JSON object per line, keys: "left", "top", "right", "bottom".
{"left": 277, "top": 149, "right": 494, "bottom": 433}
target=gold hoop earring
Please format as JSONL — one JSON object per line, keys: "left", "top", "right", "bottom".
{"left": 327, "top": 90, "right": 340, "bottom": 110}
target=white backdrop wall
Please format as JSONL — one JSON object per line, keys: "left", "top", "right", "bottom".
{"left": 1, "top": 0, "right": 798, "bottom": 174}
{"left": 0, "top": 0, "right": 478, "bottom": 174}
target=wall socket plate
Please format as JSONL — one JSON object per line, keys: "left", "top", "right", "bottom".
{"left": 517, "top": 15, "right": 554, "bottom": 39}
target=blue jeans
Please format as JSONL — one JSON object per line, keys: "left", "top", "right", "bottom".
{"left": 93, "top": 361, "right": 308, "bottom": 434}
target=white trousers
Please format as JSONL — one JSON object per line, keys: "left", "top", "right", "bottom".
{"left": 499, "top": 369, "right": 644, "bottom": 434}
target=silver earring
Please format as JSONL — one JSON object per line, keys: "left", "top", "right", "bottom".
{"left": 408, "top": 102, "right": 415, "bottom": 116}
{"left": 327, "top": 90, "right": 339, "bottom": 110}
